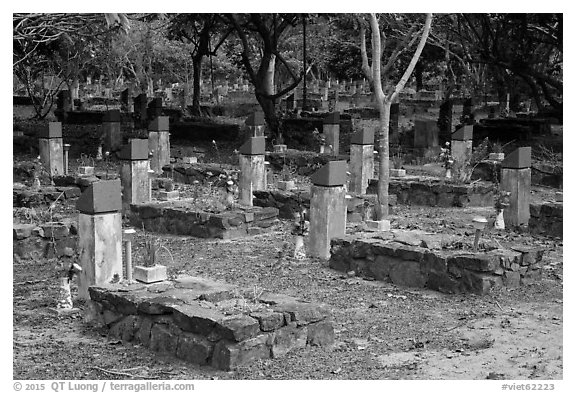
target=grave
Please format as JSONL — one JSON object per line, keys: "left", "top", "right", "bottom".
{"left": 309, "top": 161, "right": 347, "bottom": 259}
{"left": 238, "top": 137, "right": 266, "bottom": 207}
{"left": 329, "top": 231, "right": 545, "bottom": 294}
{"left": 322, "top": 112, "right": 340, "bottom": 156}
{"left": 451, "top": 125, "right": 473, "bottom": 164}
{"left": 148, "top": 116, "right": 171, "bottom": 174}
{"left": 245, "top": 110, "right": 266, "bottom": 138}
{"left": 500, "top": 147, "right": 531, "bottom": 227}
{"left": 134, "top": 93, "right": 148, "bottom": 125}
{"left": 414, "top": 120, "right": 439, "bottom": 150}
{"left": 119, "top": 139, "right": 151, "bottom": 211}
{"left": 349, "top": 128, "right": 374, "bottom": 195}
{"left": 13, "top": 220, "right": 78, "bottom": 260}
{"left": 529, "top": 202, "right": 563, "bottom": 239}
{"left": 87, "top": 276, "right": 334, "bottom": 370}
{"left": 38, "top": 122, "right": 64, "bottom": 177}
{"left": 102, "top": 110, "right": 122, "bottom": 153}
{"left": 76, "top": 179, "right": 123, "bottom": 300}
{"left": 130, "top": 203, "right": 279, "bottom": 239}
{"left": 367, "top": 177, "right": 494, "bottom": 208}
{"left": 148, "top": 97, "right": 163, "bottom": 120}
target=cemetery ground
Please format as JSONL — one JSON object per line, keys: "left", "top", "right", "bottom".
{"left": 12, "top": 118, "right": 562, "bottom": 380}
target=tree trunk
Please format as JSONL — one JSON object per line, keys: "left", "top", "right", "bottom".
{"left": 376, "top": 99, "right": 391, "bottom": 219}
{"left": 191, "top": 53, "right": 203, "bottom": 116}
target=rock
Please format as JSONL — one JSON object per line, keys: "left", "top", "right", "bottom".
{"left": 271, "top": 325, "right": 307, "bottom": 358}
{"left": 172, "top": 303, "right": 226, "bottom": 336}
{"left": 215, "top": 315, "right": 261, "bottom": 342}
{"left": 13, "top": 224, "right": 35, "bottom": 240}
{"left": 211, "top": 334, "right": 272, "bottom": 370}
{"left": 307, "top": 321, "right": 335, "bottom": 347}
{"left": 176, "top": 332, "right": 214, "bottom": 365}
{"left": 250, "top": 311, "right": 285, "bottom": 332}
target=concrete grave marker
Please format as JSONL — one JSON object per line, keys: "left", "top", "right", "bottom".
{"left": 239, "top": 137, "right": 266, "bottom": 206}
{"left": 76, "top": 179, "right": 123, "bottom": 299}
{"left": 245, "top": 110, "right": 266, "bottom": 138}
{"left": 119, "top": 139, "right": 151, "bottom": 211}
{"left": 38, "top": 122, "right": 64, "bottom": 177}
{"left": 451, "top": 125, "right": 473, "bottom": 164}
{"left": 322, "top": 112, "right": 340, "bottom": 156}
{"left": 501, "top": 147, "right": 531, "bottom": 226}
{"left": 349, "top": 129, "right": 375, "bottom": 195}
{"left": 414, "top": 120, "right": 439, "bottom": 149}
{"left": 148, "top": 116, "right": 171, "bottom": 174}
{"left": 309, "top": 161, "right": 347, "bottom": 259}
{"left": 102, "top": 110, "right": 122, "bottom": 152}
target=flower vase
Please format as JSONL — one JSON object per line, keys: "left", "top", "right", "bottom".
{"left": 57, "top": 277, "right": 73, "bottom": 309}
{"left": 494, "top": 209, "right": 505, "bottom": 230}
{"left": 320, "top": 145, "right": 325, "bottom": 154}
{"left": 293, "top": 235, "right": 306, "bottom": 260}
{"left": 96, "top": 145, "right": 103, "bottom": 160}
{"left": 445, "top": 168, "right": 452, "bottom": 179}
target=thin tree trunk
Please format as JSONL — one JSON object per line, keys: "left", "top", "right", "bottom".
{"left": 191, "top": 54, "right": 203, "bottom": 116}
{"left": 377, "top": 100, "right": 391, "bottom": 218}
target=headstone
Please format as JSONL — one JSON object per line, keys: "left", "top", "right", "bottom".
{"left": 451, "top": 125, "right": 473, "bottom": 164}
{"left": 134, "top": 93, "right": 148, "bottom": 125}
{"left": 349, "top": 129, "right": 374, "bottom": 194}
{"left": 245, "top": 110, "right": 266, "bottom": 138}
{"left": 148, "top": 117, "right": 170, "bottom": 173}
{"left": 309, "top": 161, "right": 347, "bottom": 259}
{"left": 147, "top": 97, "right": 163, "bottom": 120}
{"left": 102, "top": 110, "right": 122, "bottom": 152}
{"left": 414, "top": 120, "right": 439, "bottom": 149}
{"left": 238, "top": 137, "right": 266, "bottom": 206}
{"left": 76, "top": 179, "right": 123, "bottom": 299}
{"left": 119, "top": 139, "right": 151, "bottom": 211}
{"left": 500, "top": 147, "right": 531, "bottom": 226}
{"left": 120, "top": 88, "right": 131, "bottom": 111}
{"left": 57, "top": 90, "right": 72, "bottom": 112}
{"left": 38, "top": 122, "right": 64, "bottom": 177}
{"left": 286, "top": 94, "right": 295, "bottom": 111}
{"left": 462, "top": 97, "right": 474, "bottom": 125}
{"left": 323, "top": 112, "right": 340, "bottom": 156}
{"left": 328, "top": 90, "right": 338, "bottom": 112}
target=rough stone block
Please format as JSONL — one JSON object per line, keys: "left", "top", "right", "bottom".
{"left": 306, "top": 321, "right": 335, "bottom": 347}
{"left": 13, "top": 224, "right": 35, "bottom": 240}
{"left": 176, "top": 332, "right": 214, "bottom": 365}
{"left": 448, "top": 254, "right": 500, "bottom": 272}
{"left": 215, "top": 315, "right": 261, "bottom": 342}
{"left": 272, "top": 302, "right": 330, "bottom": 325}
{"left": 250, "top": 311, "right": 285, "bottom": 332}
{"left": 271, "top": 325, "right": 308, "bottom": 358}
{"left": 211, "top": 334, "right": 272, "bottom": 370}
{"left": 172, "top": 303, "right": 226, "bottom": 336}
{"left": 40, "top": 222, "right": 69, "bottom": 239}
{"left": 149, "top": 323, "right": 179, "bottom": 355}
{"left": 389, "top": 261, "right": 428, "bottom": 288}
